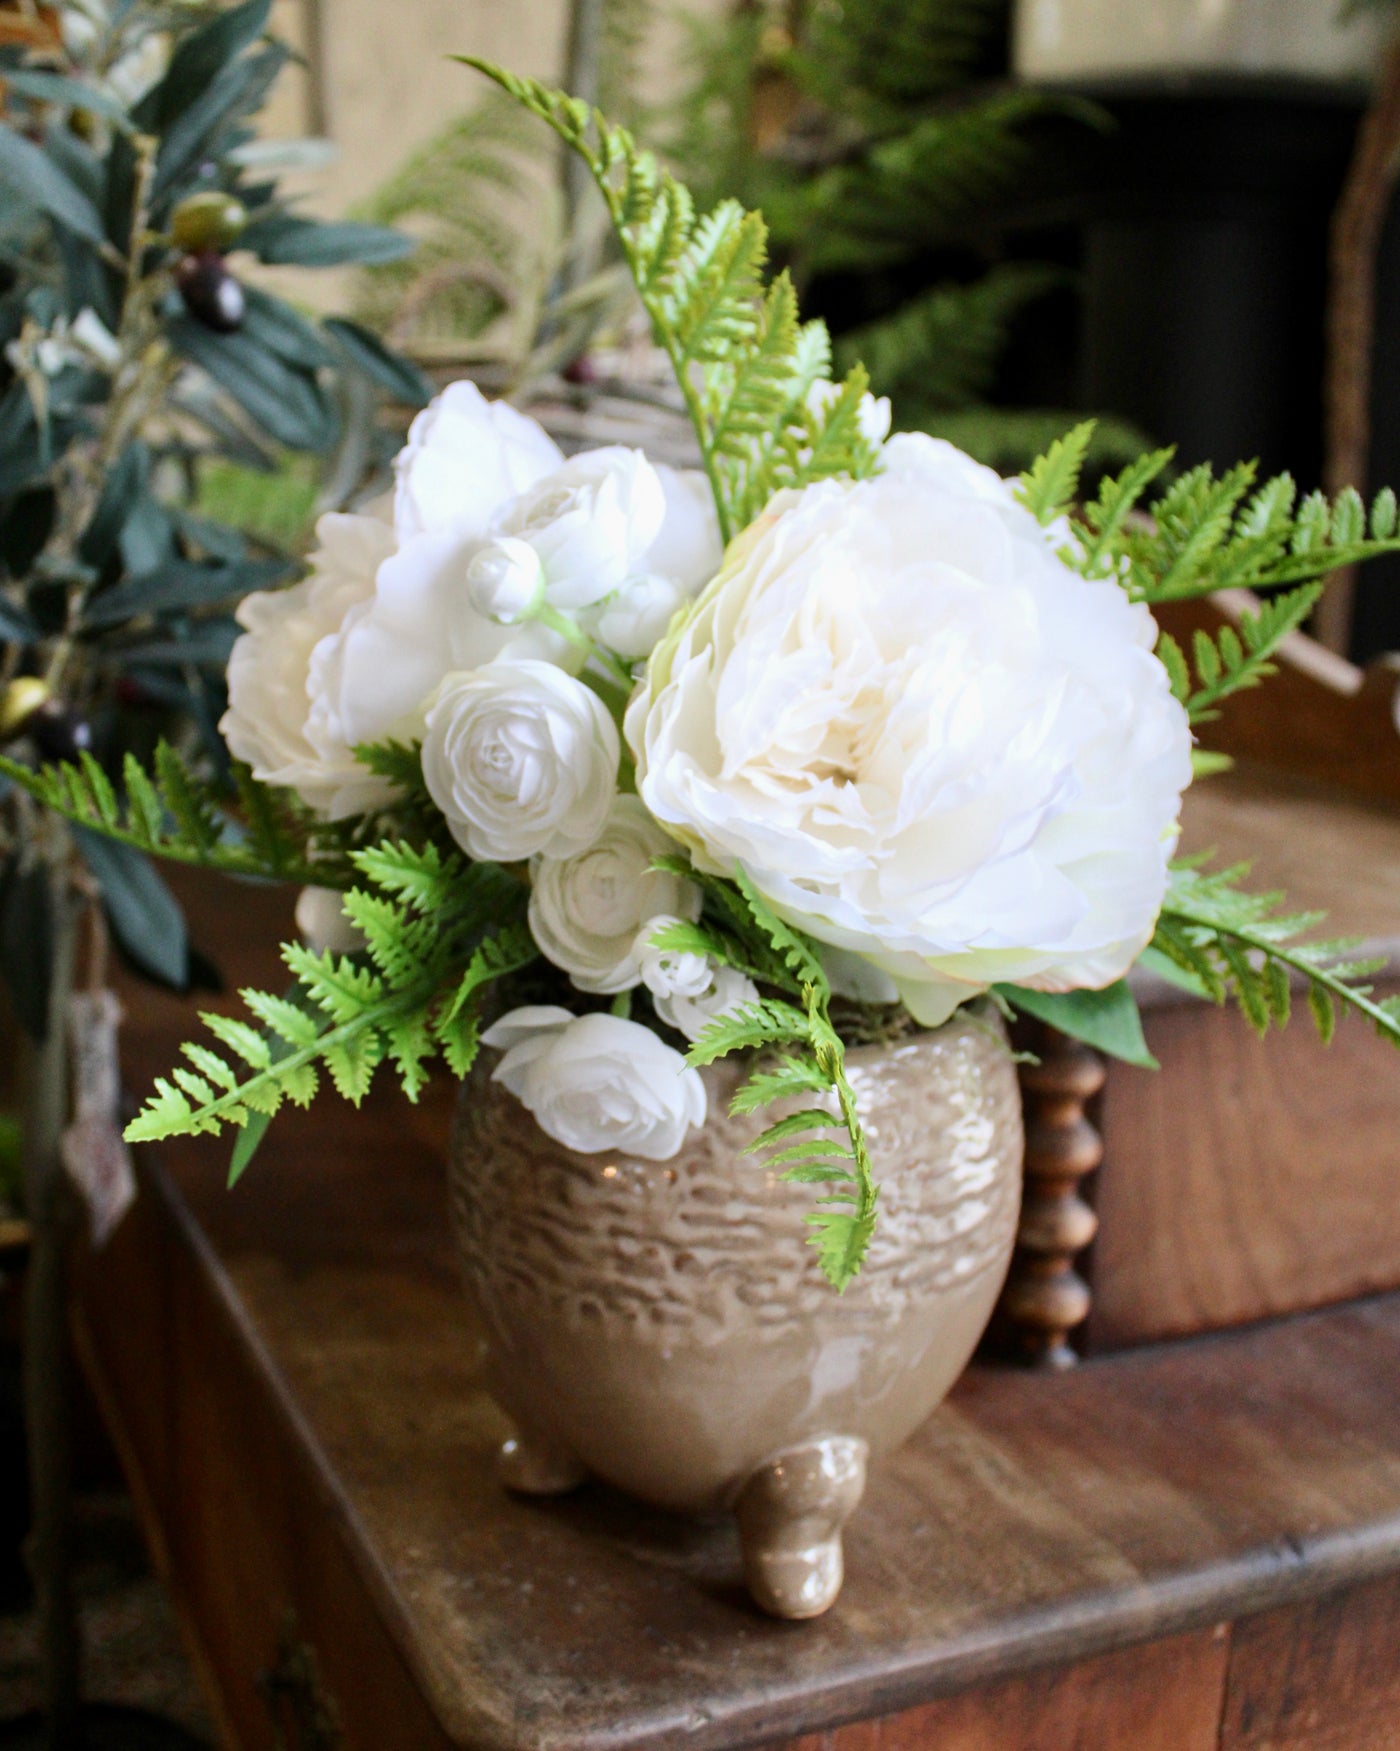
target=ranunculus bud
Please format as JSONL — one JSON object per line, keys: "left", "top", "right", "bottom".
{"left": 466, "top": 538, "right": 546, "bottom": 625}
{"left": 633, "top": 916, "right": 713, "bottom": 1000}
{"left": 653, "top": 965, "right": 760, "bottom": 1044}
{"left": 294, "top": 885, "right": 365, "bottom": 957}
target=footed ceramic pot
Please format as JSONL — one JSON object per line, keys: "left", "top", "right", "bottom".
{"left": 450, "top": 1010, "right": 1024, "bottom": 1619}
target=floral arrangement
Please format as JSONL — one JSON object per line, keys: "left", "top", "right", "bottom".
{"left": 7, "top": 62, "right": 1400, "bottom": 1291}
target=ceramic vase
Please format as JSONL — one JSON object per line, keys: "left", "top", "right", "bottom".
{"left": 450, "top": 1009, "right": 1024, "bottom": 1619}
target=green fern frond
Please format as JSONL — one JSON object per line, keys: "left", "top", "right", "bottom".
{"left": 1063, "top": 462, "right": 1400, "bottom": 606}
{"left": 834, "top": 265, "right": 1067, "bottom": 415}
{"left": 686, "top": 998, "right": 815, "bottom": 1066}
{"left": 1156, "top": 865, "right": 1400, "bottom": 1053}
{"left": 799, "top": 92, "right": 1088, "bottom": 272}
{"left": 800, "top": 0, "right": 1016, "bottom": 114}
{"left": 730, "top": 1054, "right": 832, "bottom": 1114}
{"left": 123, "top": 843, "right": 537, "bottom": 1162}
{"left": 0, "top": 745, "right": 348, "bottom": 887}
{"left": 1018, "top": 422, "right": 1096, "bottom": 525}
{"left": 1177, "top": 584, "right": 1325, "bottom": 721}
{"left": 459, "top": 58, "right": 882, "bottom": 543}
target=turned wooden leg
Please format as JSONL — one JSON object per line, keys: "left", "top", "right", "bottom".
{"left": 497, "top": 1424, "right": 587, "bottom": 1495}
{"left": 998, "top": 1023, "right": 1107, "bottom": 1370}
{"left": 734, "top": 1436, "right": 867, "bottom": 1620}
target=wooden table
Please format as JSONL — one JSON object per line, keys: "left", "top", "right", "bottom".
{"left": 71, "top": 878, "right": 1400, "bottom": 1751}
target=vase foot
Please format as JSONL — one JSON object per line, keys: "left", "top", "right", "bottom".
{"left": 734, "top": 1435, "right": 868, "bottom": 1619}
{"left": 498, "top": 1428, "right": 587, "bottom": 1496}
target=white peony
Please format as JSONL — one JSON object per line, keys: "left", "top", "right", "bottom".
{"left": 482, "top": 1006, "right": 707, "bottom": 1161}
{"left": 653, "top": 965, "right": 760, "bottom": 1044}
{"left": 221, "top": 511, "right": 400, "bottom": 819}
{"left": 325, "top": 383, "right": 567, "bottom": 748}
{"left": 528, "top": 799, "right": 701, "bottom": 994}
{"left": 627, "top": 433, "right": 1193, "bottom": 1026}
{"left": 421, "top": 661, "right": 619, "bottom": 863}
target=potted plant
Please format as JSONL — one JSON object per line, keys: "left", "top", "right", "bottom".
{"left": 7, "top": 61, "right": 1399, "bottom": 1622}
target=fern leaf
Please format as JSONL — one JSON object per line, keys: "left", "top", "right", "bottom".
{"left": 1018, "top": 421, "right": 1095, "bottom": 524}
{"left": 729, "top": 1054, "right": 830, "bottom": 1114}
{"left": 1159, "top": 864, "right": 1400, "bottom": 1052}
{"left": 460, "top": 58, "right": 881, "bottom": 543}
{"left": 744, "top": 1108, "right": 841, "bottom": 1153}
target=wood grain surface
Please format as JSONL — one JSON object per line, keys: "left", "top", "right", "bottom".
{"left": 1083, "top": 763, "right": 1400, "bottom": 1350}
{"left": 782, "top": 1627, "right": 1231, "bottom": 1751}
{"left": 74, "top": 873, "right": 1400, "bottom": 1751}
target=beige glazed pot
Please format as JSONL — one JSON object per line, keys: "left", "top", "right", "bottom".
{"left": 450, "top": 1009, "right": 1024, "bottom": 1619}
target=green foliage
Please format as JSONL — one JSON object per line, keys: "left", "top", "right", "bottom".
{"left": 833, "top": 265, "right": 1066, "bottom": 421}
{"left": 994, "top": 980, "right": 1157, "bottom": 1069}
{"left": 647, "top": 864, "right": 877, "bottom": 1290}
{"left": 123, "top": 843, "right": 535, "bottom": 1158}
{"left": 1155, "top": 864, "right": 1400, "bottom": 1052}
{"left": 798, "top": 93, "right": 1088, "bottom": 277}
{"left": 0, "top": 0, "right": 425, "bottom": 1019}
{"left": 352, "top": 86, "right": 555, "bottom": 357}
{"left": 0, "top": 742, "right": 353, "bottom": 888}
{"left": 461, "top": 59, "right": 882, "bottom": 541}
{"left": 659, "top": 0, "right": 1112, "bottom": 472}
{"left": 1021, "top": 429, "right": 1400, "bottom": 723}
{"left": 352, "top": 1, "right": 655, "bottom": 375}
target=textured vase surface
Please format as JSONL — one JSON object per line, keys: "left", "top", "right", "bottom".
{"left": 450, "top": 1009, "right": 1024, "bottom": 1617}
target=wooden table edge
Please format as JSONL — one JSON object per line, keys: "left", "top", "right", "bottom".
{"left": 72, "top": 1149, "right": 1400, "bottom": 1751}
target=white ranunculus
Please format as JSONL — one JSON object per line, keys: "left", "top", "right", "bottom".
{"left": 591, "top": 573, "right": 689, "bottom": 662}
{"left": 628, "top": 433, "right": 1194, "bottom": 1026}
{"left": 467, "top": 537, "right": 546, "bottom": 624}
{"left": 495, "top": 446, "right": 666, "bottom": 611}
{"left": 633, "top": 916, "right": 713, "bottom": 1000}
{"left": 654, "top": 965, "right": 760, "bottom": 1044}
{"left": 294, "top": 885, "right": 365, "bottom": 957}
{"left": 482, "top": 1007, "right": 707, "bottom": 1161}
{"left": 528, "top": 799, "right": 701, "bottom": 994}
{"left": 221, "top": 511, "right": 400, "bottom": 818}
{"left": 421, "top": 661, "right": 619, "bottom": 863}
{"left": 325, "top": 384, "right": 566, "bottom": 748}
{"left": 393, "top": 380, "right": 563, "bottom": 542}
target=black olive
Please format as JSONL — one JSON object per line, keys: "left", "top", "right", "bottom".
{"left": 175, "top": 252, "right": 246, "bottom": 334}
{"left": 30, "top": 701, "right": 94, "bottom": 765}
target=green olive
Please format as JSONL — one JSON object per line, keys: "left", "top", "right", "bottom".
{"left": 170, "top": 191, "right": 247, "bottom": 255}
{"left": 0, "top": 677, "right": 52, "bottom": 740}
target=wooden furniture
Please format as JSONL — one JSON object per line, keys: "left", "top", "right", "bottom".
{"left": 71, "top": 871, "right": 1400, "bottom": 1751}
{"left": 1000, "top": 762, "right": 1400, "bottom": 1364}
{"left": 998, "top": 593, "right": 1400, "bottom": 1366}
